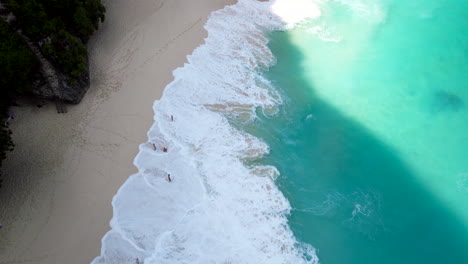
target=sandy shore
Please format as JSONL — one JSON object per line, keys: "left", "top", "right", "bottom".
{"left": 0, "top": 0, "right": 235, "bottom": 263}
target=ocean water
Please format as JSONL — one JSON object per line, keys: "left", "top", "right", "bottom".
{"left": 92, "top": 0, "right": 467, "bottom": 263}
{"left": 249, "top": 0, "right": 468, "bottom": 263}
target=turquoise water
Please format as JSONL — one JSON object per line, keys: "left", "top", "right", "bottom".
{"left": 247, "top": 0, "right": 468, "bottom": 263}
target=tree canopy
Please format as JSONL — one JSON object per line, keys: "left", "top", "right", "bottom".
{"left": 5, "top": 0, "right": 105, "bottom": 77}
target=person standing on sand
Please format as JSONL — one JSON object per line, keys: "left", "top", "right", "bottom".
{"left": 152, "top": 143, "right": 156, "bottom": 150}
{"left": 167, "top": 174, "right": 172, "bottom": 182}
{"left": 171, "top": 115, "right": 174, "bottom": 121}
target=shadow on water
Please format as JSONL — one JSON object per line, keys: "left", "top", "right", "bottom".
{"left": 246, "top": 31, "right": 468, "bottom": 264}
{"left": 431, "top": 90, "right": 465, "bottom": 114}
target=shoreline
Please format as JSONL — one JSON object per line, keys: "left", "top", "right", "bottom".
{"left": 0, "top": 1, "right": 235, "bottom": 263}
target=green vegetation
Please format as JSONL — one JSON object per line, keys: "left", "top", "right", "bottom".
{"left": 6, "top": 0, "right": 105, "bottom": 77}
{"left": 0, "top": 20, "right": 36, "bottom": 113}
{"left": 0, "top": 0, "right": 105, "bottom": 184}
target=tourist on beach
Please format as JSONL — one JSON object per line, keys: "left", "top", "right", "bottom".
{"left": 152, "top": 143, "right": 156, "bottom": 150}
{"left": 167, "top": 174, "right": 172, "bottom": 182}
{"left": 171, "top": 115, "right": 174, "bottom": 121}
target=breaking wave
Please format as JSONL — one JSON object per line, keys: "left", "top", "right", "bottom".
{"left": 91, "top": 1, "right": 321, "bottom": 263}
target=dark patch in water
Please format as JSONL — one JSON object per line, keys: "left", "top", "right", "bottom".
{"left": 431, "top": 90, "right": 464, "bottom": 113}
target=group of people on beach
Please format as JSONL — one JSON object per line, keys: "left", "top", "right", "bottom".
{"left": 151, "top": 143, "right": 168, "bottom": 153}
{"left": 149, "top": 114, "right": 174, "bottom": 183}
{"left": 134, "top": 116, "right": 175, "bottom": 263}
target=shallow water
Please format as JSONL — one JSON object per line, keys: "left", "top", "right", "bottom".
{"left": 247, "top": 0, "right": 468, "bottom": 263}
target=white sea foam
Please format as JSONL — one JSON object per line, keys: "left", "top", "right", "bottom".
{"left": 92, "top": 1, "right": 320, "bottom": 263}
{"left": 271, "top": 0, "right": 321, "bottom": 27}
{"left": 306, "top": 25, "right": 341, "bottom": 43}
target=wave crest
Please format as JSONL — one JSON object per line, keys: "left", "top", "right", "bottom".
{"left": 92, "top": 1, "right": 318, "bottom": 263}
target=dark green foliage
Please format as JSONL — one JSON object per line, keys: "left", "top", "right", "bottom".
{"left": 5, "top": 0, "right": 49, "bottom": 40}
{"left": 9, "top": 0, "right": 105, "bottom": 41}
{"left": 5, "top": 0, "right": 105, "bottom": 76}
{"left": 43, "top": 29, "right": 87, "bottom": 78}
{"left": 0, "top": 20, "right": 36, "bottom": 113}
{"left": 73, "top": 0, "right": 106, "bottom": 41}
{"left": 74, "top": 5, "right": 96, "bottom": 40}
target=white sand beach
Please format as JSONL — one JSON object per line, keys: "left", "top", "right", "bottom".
{"left": 0, "top": 0, "right": 235, "bottom": 263}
